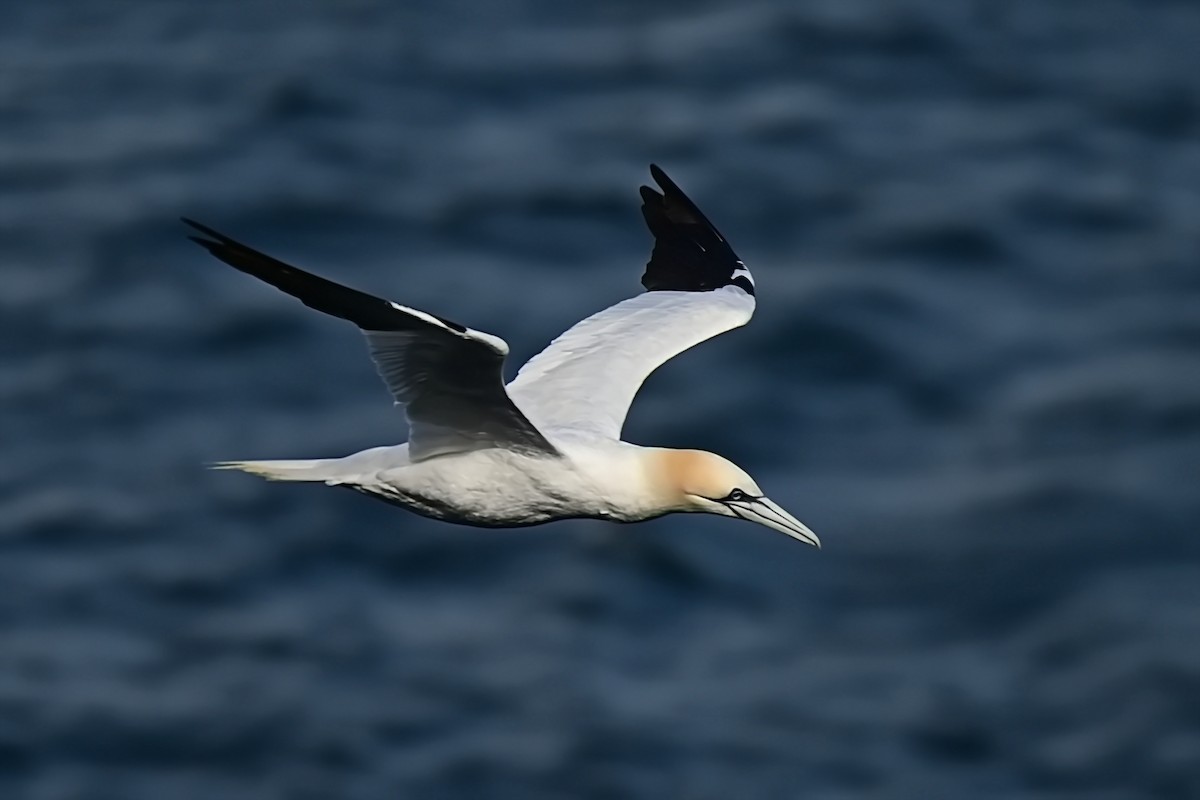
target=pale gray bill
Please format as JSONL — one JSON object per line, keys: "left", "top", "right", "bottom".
{"left": 729, "top": 497, "right": 821, "bottom": 548}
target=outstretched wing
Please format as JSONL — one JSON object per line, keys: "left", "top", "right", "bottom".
{"left": 184, "top": 219, "right": 558, "bottom": 462}
{"left": 506, "top": 165, "right": 756, "bottom": 440}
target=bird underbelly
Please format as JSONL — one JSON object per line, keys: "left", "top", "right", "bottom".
{"left": 341, "top": 445, "right": 635, "bottom": 528}
{"left": 353, "top": 473, "right": 580, "bottom": 529}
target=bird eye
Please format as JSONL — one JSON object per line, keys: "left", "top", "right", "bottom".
{"left": 726, "top": 489, "right": 749, "bottom": 502}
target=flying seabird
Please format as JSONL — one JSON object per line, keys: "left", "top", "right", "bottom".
{"left": 184, "top": 165, "right": 819, "bottom": 547}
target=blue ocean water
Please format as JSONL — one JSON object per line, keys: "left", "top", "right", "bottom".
{"left": 1, "top": 1, "right": 1199, "bottom": 798}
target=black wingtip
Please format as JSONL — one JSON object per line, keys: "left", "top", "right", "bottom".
{"left": 646, "top": 165, "right": 696, "bottom": 215}
{"left": 181, "top": 217, "right": 228, "bottom": 245}
{"left": 181, "top": 218, "right": 475, "bottom": 334}
{"left": 648, "top": 163, "right": 675, "bottom": 194}
{"left": 181, "top": 218, "right": 391, "bottom": 328}
{"left": 638, "top": 165, "right": 752, "bottom": 295}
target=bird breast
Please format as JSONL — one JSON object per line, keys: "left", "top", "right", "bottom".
{"left": 370, "top": 447, "right": 611, "bottom": 527}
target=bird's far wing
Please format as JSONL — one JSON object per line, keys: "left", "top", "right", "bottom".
{"left": 505, "top": 165, "right": 756, "bottom": 440}
{"left": 183, "top": 219, "right": 558, "bottom": 462}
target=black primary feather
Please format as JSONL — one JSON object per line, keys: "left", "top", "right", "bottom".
{"left": 181, "top": 218, "right": 469, "bottom": 334}
{"left": 639, "top": 165, "right": 753, "bottom": 296}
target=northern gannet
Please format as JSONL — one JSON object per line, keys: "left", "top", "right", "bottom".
{"left": 185, "top": 165, "right": 819, "bottom": 547}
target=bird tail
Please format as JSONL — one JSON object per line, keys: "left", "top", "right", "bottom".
{"left": 212, "top": 459, "right": 340, "bottom": 483}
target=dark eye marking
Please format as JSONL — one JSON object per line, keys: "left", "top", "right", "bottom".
{"left": 724, "top": 488, "right": 753, "bottom": 503}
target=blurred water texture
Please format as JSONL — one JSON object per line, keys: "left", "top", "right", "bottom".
{"left": 1, "top": 1, "right": 1199, "bottom": 798}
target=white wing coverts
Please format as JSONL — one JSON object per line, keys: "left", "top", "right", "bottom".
{"left": 508, "top": 165, "right": 757, "bottom": 440}
{"left": 507, "top": 288, "right": 753, "bottom": 439}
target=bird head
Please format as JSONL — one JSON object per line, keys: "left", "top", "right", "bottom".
{"left": 648, "top": 449, "right": 820, "bottom": 548}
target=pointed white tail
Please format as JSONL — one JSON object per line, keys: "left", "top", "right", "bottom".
{"left": 212, "top": 459, "right": 336, "bottom": 482}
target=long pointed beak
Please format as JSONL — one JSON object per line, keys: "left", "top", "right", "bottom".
{"left": 729, "top": 497, "right": 821, "bottom": 548}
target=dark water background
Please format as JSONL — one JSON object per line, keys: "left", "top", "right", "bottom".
{"left": 2, "top": 2, "right": 1199, "bottom": 798}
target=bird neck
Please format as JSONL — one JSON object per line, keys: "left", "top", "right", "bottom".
{"left": 632, "top": 445, "right": 732, "bottom": 518}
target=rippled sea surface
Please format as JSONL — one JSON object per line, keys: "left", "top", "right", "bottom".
{"left": 2, "top": 2, "right": 1199, "bottom": 798}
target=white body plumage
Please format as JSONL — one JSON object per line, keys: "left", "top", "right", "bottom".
{"left": 188, "top": 165, "right": 820, "bottom": 547}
